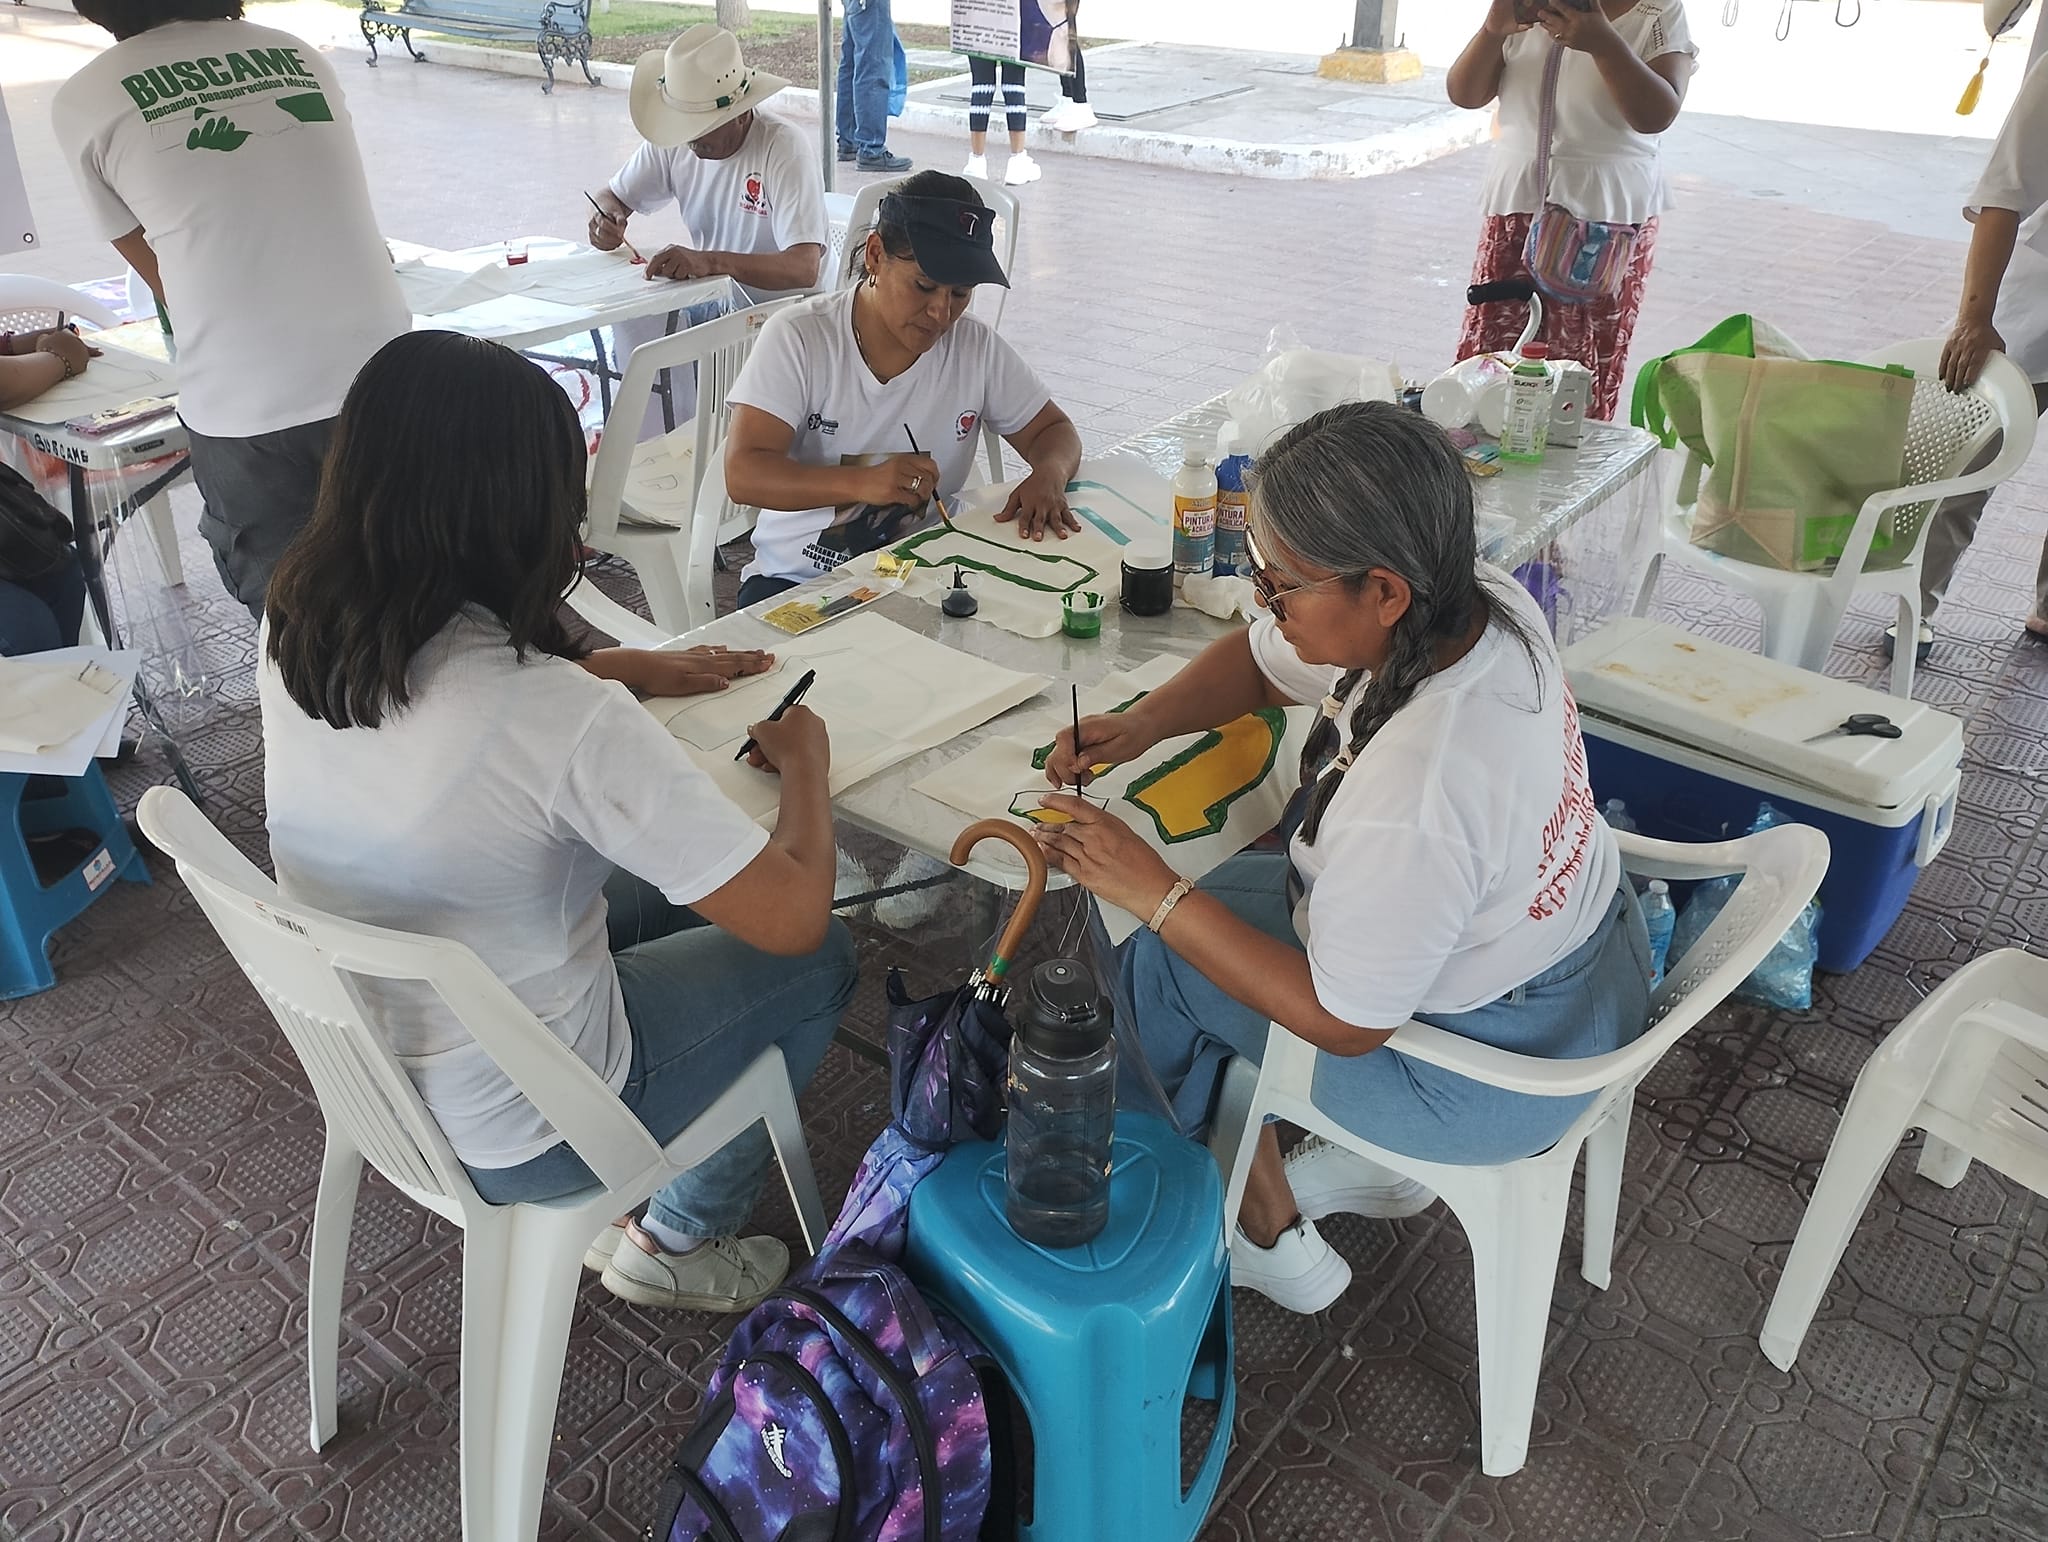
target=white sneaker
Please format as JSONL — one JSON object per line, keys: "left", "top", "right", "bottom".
{"left": 1284, "top": 1135, "right": 1436, "bottom": 1221}
{"left": 1051, "top": 102, "right": 1097, "bottom": 132}
{"left": 583, "top": 1218, "right": 629, "bottom": 1273}
{"left": 600, "top": 1224, "right": 789, "bottom": 1313}
{"left": 962, "top": 153, "right": 988, "bottom": 180}
{"left": 1229, "top": 1217, "right": 1351, "bottom": 1314}
{"left": 1003, "top": 152, "right": 1042, "bottom": 186}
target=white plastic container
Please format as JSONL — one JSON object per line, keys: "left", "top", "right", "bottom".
{"left": 1171, "top": 445, "right": 1217, "bottom": 580}
{"left": 1563, "top": 618, "right": 1964, "bottom": 972}
{"left": 1549, "top": 361, "right": 1594, "bottom": 447}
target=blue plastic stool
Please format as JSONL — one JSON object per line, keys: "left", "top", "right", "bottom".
{"left": 904, "top": 1110, "right": 1233, "bottom": 1542}
{"left": 0, "top": 767, "right": 149, "bottom": 999}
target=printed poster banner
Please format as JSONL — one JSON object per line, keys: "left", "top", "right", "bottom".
{"left": 951, "top": 0, "right": 1079, "bottom": 74}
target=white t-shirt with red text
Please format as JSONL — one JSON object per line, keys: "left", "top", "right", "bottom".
{"left": 1249, "top": 568, "right": 1619, "bottom": 1027}
{"left": 610, "top": 111, "right": 827, "bottom": 303}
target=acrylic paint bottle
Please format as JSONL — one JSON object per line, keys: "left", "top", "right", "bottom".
{"left": 1172, "top": 444, "right": 1218, "bottom": 581}
{"left": 1213, "top": 436, "right": 1252, "bottom": 577}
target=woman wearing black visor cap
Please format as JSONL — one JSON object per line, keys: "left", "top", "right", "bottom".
{"left": 724, "top": 170, "right": 1083, "bottom": 608}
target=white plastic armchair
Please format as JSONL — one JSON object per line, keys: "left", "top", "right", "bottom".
{"left": 577, "top": 299, "right": 798, "bottom": 636}
{"left": 0, "top": 273, "right": 123, "bottom": 334}
{"left": 138, "top": 787, "right": 827, "bottom": 1542}
{"left": 1760, "top": 947, "right": 2048, "bottom": 1372}
{"left": 1626, "top": 341, "right": 2037, "bottom": 699}
{"left": 1215, "top": 823, "right": 1830, "bottom": 1477}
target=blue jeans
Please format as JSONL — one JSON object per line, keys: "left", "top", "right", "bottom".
{"left": 467, "top": 870, "right": 855, "bottom": 1236}
{"left": 1121, "top": 852, "right": 1652, "bottom": 1166}
{"left": 0, "top": 551, "right": 86, "bottom": 656}
{"left": 837, "top": 0, "right": 895, "bottom": 155}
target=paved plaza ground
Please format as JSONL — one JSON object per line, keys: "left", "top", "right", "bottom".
{"left": 5, "top": 7, "right": 2048, "bottom": 1541}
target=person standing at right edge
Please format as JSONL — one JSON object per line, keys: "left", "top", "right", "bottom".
{"left": 1040, "top": 0, "right": 1095, "bottom": 133}
{"left": 1895, "top": 52, "right": 2048, "bottom": 665}
{"left": 837, "top": 0, "right": 911, "bottom": 172}
{"left": 53, "top": 0, "right": 409, "bottom": 621}
{"left": 1447, "top": 0, "right": 1697, "bottom": 421}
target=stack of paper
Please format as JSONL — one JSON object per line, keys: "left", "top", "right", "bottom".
{"left": 0, "top": 647, "right": 141, "bottom": 776}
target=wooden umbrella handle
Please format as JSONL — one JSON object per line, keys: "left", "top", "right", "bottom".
{"left": 949, "top": 818, "right": 1049, "bottom": 981}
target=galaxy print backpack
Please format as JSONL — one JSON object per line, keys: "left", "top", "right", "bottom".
{"left": 649, "top": 946, "right": 1031, "bottom": 1542}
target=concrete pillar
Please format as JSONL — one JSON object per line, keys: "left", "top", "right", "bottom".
{"left": 1320, "top": 0, "right": 1423, "bottom": 85}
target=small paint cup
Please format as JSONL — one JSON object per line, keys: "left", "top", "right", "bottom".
{"left": 1062, "top": 590, "right": 1105, "bottom": 638}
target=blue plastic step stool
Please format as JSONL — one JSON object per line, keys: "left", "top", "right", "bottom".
{"left": 903, "top": 1110, "right": 1233, "bottom": 1542}
{"left": 1, "top": 767, "right": 149, "bottom": 999}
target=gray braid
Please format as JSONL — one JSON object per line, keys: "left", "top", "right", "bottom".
{"left": 1255, "top": 400, "right": 1542, "bottom": 847}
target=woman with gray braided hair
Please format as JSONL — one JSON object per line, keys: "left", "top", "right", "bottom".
{"left": 1033, "top": 401, "right": 1651, "bottom": 1314}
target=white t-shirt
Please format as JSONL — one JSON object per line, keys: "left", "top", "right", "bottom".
{"left": 1250, "top": 570, "right": 1621, "bottom": 1027}
{"left": 727, "top": 287, "right": 1052, "bottom": 587}
{"left": 259, "top": 612, "right": 769, "bottom": 1169}
{"left": 1481, "top": 2, "right": 1699, "bottom": 226}
{"left": 610, "top": 112, "right": 829, "bottom": 304}
{"left": 1969, "top": 55, "right": 2048, "bottom": 383}
{"left": 52, "top": 20, "right": 409, "bottom": 439}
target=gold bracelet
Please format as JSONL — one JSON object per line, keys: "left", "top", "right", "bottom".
{"left": 1147, "top": 878, "right": 1193, "bottom": 934}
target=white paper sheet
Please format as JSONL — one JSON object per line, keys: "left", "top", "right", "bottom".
{"left": 914, "top": 654, "right": 1311, "bottom": 940}
{"left": 416, "top": 294, "right": 597, "bottom": 341}
{"left": 645, "top": 612, "right": 1051, "bottom": 824}
{"left": 0, "top": 647, "right": 141, "bottom": 777}
{"left": 888, "top": 455, "right": 1174, "bottom": 637}
{"left": 7, "top": 347, "right": 176, "bottom": 425}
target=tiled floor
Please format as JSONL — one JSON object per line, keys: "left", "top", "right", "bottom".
{"left": 8, "top": 15, "right": 2048, "bottom": 1541}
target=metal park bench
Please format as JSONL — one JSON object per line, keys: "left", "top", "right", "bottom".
{"left": 360, "top": 0, "right": 596, "bottom": 93}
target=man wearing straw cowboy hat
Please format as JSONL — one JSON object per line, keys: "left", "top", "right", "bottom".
{"left": 586, "top": 24, "right": 827, "bottom": 303}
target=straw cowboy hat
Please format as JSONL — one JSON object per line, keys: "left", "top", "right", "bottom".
{"left": 630, "top": 24, "right": 790, "bottom": 147}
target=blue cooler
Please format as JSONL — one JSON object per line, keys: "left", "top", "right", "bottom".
{"left": 1564, "top": 620, "right": 1963, "bottom": 974}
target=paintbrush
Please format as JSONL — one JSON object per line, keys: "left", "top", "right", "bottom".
{"left": 904, "top": 424, "right": 953, "bottom": 528}
{"left": 1071, "top": 683, "right": 1082, "bottom": 794}
{"left": 583, "top": 191, "right": 645, "bottom": 265}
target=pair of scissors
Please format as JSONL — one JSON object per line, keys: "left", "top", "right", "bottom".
{"left": 1805, "top": 713, "right": 1902, "bottom": 743}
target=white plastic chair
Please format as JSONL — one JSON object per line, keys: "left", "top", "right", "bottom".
{"left": 1213, "top": 824, "right": 1830, "bottom": 1477}
{"left": 1760, "top": 947, "right": 2048, "bottom": 1372}
{"left": 1625, "top": 341, "right": 2038, "bottom": 699}
{"left": 581, "top": 299, "right": 798, "bottom": 635}
{"left": 137, "top": 787, "right": 828, "bottom": 1542}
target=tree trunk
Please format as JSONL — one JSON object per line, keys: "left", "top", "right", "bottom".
{"left": 716, "top": 0, "right": 752, "bottom": 28}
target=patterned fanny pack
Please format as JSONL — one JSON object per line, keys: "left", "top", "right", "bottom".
{"left": 1522, "top": 41, "right": 1640, "bottom": 305}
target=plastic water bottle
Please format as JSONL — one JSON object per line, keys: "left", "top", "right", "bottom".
{"left": 1171, "top": 444, "right": 1217, "bottom": 582}
{"left": 1499, "top": 342, "right": 1554, "bottom": 463}
{"left": 1602, "top": 798, "right": 1637, "bottom": 834}
{"left": 1641, "top": 880, "right": 1676, "bottom": 985}
{"left": 1214, "top": 447, "right": 1252, "bottom": 576}
{"left": 1005, "top": 959, "right": 1116, "bottom": 1249}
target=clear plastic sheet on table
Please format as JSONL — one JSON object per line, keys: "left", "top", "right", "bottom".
{"left": 1116, "top": 395, "right": 1668, "bottom": 631}
{"left": 87, "top": 469, "right": 217, "bottom": 741}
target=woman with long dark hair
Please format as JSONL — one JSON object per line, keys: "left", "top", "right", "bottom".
{"left": 262, "top": 331, "right": 854, "bottom": 1313}
{"left": 1034, "top": 402, "right": 1651, "bottom": 1314}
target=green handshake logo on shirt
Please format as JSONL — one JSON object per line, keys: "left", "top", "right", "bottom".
{"left": 186, "top": 108, "right": 249, "bottom": 152}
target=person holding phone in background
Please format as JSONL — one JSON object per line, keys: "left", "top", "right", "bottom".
{"left": 1447, "top": 0, "right": 1698, "bottom": 420}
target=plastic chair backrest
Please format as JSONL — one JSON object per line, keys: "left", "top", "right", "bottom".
{"left": 0, "top": 274, "right": 123, "bottom": 335}
{"left": 1375, "top": 824, "right": 1831, "bottom": 1099}
{"left": 585, "top": 298, "right": 801, "bottom": 543}
{"left": 1859, "top": 337, "right": 2012, "bottom": 553}
{"left": 135, "top": 787, "right": 665, "bottom": 1207}
{"left": 835, "top": 175, "right": 1021, "bottom": 332}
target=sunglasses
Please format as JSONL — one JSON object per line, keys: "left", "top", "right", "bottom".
{"left": 1244, "top": 526, "right": 1340, "bottom": 622}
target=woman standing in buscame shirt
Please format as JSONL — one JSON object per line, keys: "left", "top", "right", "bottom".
{"left": 1447, "top": 0, "right": 1698, "bottom": 420}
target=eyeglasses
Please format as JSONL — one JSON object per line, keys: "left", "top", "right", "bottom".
{"left": 1244, "top": 527, "right": 1338, "bottom": 622}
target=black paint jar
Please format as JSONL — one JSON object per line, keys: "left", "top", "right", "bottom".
{"left": 1121, "top": 539, "right": 1173, "bottom": 617}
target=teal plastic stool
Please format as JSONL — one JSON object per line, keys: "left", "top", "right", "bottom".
{"left": 903, "top": 1110, "right": 1233, "bottom": 1542}
{"left": 0, "top": 767, "right": 149, "bottom": 999}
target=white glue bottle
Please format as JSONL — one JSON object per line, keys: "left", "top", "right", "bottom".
{"left": 1172, "top": 443, "right": 1218, "bottom": 582}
